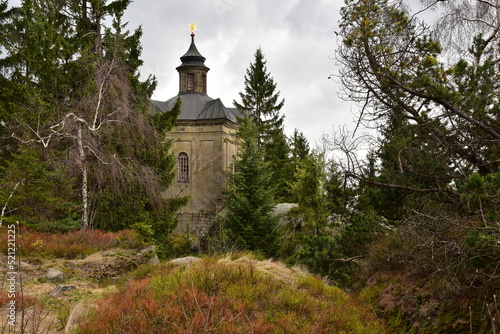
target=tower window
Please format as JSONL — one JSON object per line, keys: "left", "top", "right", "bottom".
{"left": 187, "top": 73, "right": 195, "bottom": 92}
{"left": 178, "top": 152, "right": 189, "bottom": 183}
{"left": 202, "top": 74, "right": 207, "bottom": 93}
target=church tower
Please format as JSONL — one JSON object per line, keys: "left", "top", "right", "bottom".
{"left": 176, "top": 32, "right": 209, "bottom": 94}
{"left": 150, "top": 25, "right": 240, "bottom": 241}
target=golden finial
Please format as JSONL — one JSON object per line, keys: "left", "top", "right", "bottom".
{"left": 189, "top": 22, "right": 197, "bottom": 34}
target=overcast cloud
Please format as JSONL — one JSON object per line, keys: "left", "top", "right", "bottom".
{"left": 122, "top": 0, "right": 354, "bottom": 146}
{"left": 7, "top": 0, "right": 355, "bottom": 146}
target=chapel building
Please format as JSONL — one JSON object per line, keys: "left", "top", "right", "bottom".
{"left": 150, "top": 31, "right": 240, "bottom": 237}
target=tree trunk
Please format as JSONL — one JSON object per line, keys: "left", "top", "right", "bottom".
{"left": 77, "top": 124, "right": 90, "bottom": 230}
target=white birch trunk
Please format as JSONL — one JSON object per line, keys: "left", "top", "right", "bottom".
{"left": 0, "top": 179, "right": 24, "bottom": 227}
{"left": 77, "top": 124, "right": 90, "bottom": 230}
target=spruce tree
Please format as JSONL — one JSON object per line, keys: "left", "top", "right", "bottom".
{"left": 290, "top": 129, "right": 310, "bottom": 163}
{"left": 0, "top": 1, "right": 184, "bottom": 234}
{"left": 288, "top": 129, "right": 311, "bottom": 190}
{"left": 264, "top": 126, "right": 293, "bottom": 202}
{"left": 0, "top": 146, "right": 78, "bottom": 230}
{"left": 233, "top": 47, "right": 285, "bottom": 146}
{"left": 233, "top": 47, "right": 291, "bottom": 204}
{"left": 289, "top": 152, "right": 326, "bottom": 236}
{"left": 224, "top": 116, "right": 279, "bottom": 256}
{"left": 324, "top": 161, "right": 351, "bottom": 215}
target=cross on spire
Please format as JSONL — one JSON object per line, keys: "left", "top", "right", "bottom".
{"left": 189, "top": 22, "right": 197, "bottom": 36}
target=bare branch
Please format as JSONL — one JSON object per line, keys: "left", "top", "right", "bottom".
{"left": 92, "top": 57, "right": 116, "bottom": 130}
{"left": 346, "top": 171, "right": 459, "bottom": 195}
{"left": 0, "top": 179, "right": 24, "bottom": 227}
{"left": 331, "top": 255, "right": 366, "bottom": 263}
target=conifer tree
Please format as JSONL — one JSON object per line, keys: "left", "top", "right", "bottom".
{"left": 0, "top": 0, "right": 184, "bottom": 234}
{"left": 324, "top": 161, "right": 351, "bottom": 215}
{"left": 224, "top": 116, "right": 279, "bottom": 256}
{"left": 280, "top": 151, "right": 329, "bottom": 262}
{"left": 233, "top": 47, "right": 291, "bottom": 204}
{"left": 264, "top": 126, "right": 293, "bottom": 202}
{"left": 233, "top": 47, "right": 285, "bottom": 146}
{"left": 288, "top": 129, "right": 311, "bottom": 186}
{"left": 334, "top": 0, "right": 500, "bottom": 295}
{"left": 290, "top": 129, "right": 310, "bottom": 163}
{"left": 289, "top": 152, "right": 326, "bottom": 235}
{"left": 0, "top": 146, "right": 78, "bottom": 230}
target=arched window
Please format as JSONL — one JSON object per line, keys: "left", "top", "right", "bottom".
{"left": 177, "top": 152, "right": 189, "bottom": 183}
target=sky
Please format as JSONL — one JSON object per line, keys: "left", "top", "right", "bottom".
{"left": 6, "top": 0, "right": 356, "bottom": 147}
{"left": 120, "top": 0, "right": 354, "bottom": 147}
{"left": 118, "top": 0, "right": 445, "bottom": 147}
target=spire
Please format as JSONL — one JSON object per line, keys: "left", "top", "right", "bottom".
{"left": 177, "top": 23, "right": 209, "bottom": 71}
{"left": 177, "top": 23, "right": 210, "bottom": 94}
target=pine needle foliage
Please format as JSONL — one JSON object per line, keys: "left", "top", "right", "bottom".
{"left": 224, "top": 116, "right": 279, "bottom": 257}
{"left": 233, "top": 47, "right": 285, "bottom": 146}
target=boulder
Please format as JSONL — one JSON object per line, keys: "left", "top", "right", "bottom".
{"left": 65, "top": 302, "right": 91, "bottom": 334}
{"left": 45, "top": 268, "right": 66, "bottom": 283}
{"left": 149, "top": 254, "right": 160, "bottom": 265}
{"left": 272, "top": 203, "right": 300, "bottom": 226}
{"left": 168, "top": 256, "right": 202, "bottom": 266}
{"left": 272, "top": 203, "right": 299, "bottom": 217}
{"left": 140, "top": 245, "right": 160, "bottom": 264}
{"left": 49, "top": 285, "right": 76, "bottom": 296}
{"left": 139, "top": 245, "right": 156, "bottom": 256}
{"left": 81, "top": 247, "right": 160, "bottom": 280}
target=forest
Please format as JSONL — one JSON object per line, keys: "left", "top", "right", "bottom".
{"left": 0, "top": 0, "right": 499, "bottom": 333}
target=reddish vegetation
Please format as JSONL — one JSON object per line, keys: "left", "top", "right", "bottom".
{"left": 76, "top": 256, "right": 386, "bottom": 334}
{"left": 0, "top": 226, "right": 143, "bottom": 259}
{"left": 0, "top": 291, "right": 39, "bottom": 309}
{"left": 78, "top": 277, "right": 281, "bottom": 333}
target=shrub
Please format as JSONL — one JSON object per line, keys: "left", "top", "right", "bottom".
{"left": 115, "top": 229, "right": 147, "bottom": 249}
{"left": 0, "top": 226, "right": 145, "bottom": 259}
{"left": 163, "top": 233, "right": 196, "bottom": 258}
{"left": 0, "top": 292, "right": 56, "bottom": 332}
{"left": 295, "top": 209, "right": 389, "bottom": 287}
{"left": 358, "top": 216, "right": 500, "bottom": 334}
{"left": 76, "top": 254, "right": 386, "bottom": 333}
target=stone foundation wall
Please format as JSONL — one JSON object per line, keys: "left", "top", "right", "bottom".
{"left": 173, "top": 212, "right": 217, "bottom": 239}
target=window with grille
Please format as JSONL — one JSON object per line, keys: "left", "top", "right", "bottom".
{"left": 202, "top": 74, "right": 207, "bottom": 93}
{"left": 178, "top": 152, "right": 189, "bottom": 183}
{"left": 187, "top": 73, "right": 195, "bottom": 92}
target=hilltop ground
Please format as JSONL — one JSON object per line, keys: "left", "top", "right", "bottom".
{"left": 0, "top": 227, "right": 386, "bottom": 334}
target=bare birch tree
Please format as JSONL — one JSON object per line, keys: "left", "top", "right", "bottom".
{"left": 1, "top": 1, "right": 180, "bottom": 232}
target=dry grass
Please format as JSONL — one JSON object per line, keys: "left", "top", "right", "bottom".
{"left": 76, "top": 253, "right": 386, "bottom": 334}
{"left": 0, "top": 226, "right": 147, "bottom": 334}
{"left": 0, "top": 226, "right": 144, "bottom": 260}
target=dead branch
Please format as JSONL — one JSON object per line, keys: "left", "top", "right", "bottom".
{"left": 0, "top": 179, "right": 24, "bottom": 227}
{"left": 345, "top": 171, "right": 459, "bottom": 195}
{"left": 331, "top": 255, "right": 366, "bottom": 263}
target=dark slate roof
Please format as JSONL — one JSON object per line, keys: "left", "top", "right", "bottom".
{"left": 150, "top": 93, "right": 238, "bottom": 123}
{"left": 197, "top": 99, "right": 237, "bottom": 122}
{"left": 165, "top": 93, "right": 212, "bottom": 119}
{"left": 176, "top": 34, "right": 209, "bottom": 71}
{"left": 228, "top": 107, "right": 246, "bottom": 120}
